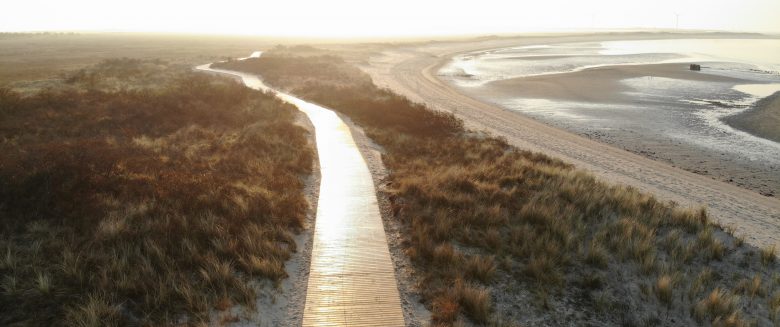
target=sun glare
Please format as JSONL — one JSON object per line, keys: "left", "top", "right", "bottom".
{"left": 3, "top": 0, "right": 780, "bottom": 36}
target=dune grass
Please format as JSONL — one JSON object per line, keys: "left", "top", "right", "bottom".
{"left": 0, "top": 59, "right": 313, "bottom": 325}
{"left": 216, "top": 50, "right": 780, "bottom": 326}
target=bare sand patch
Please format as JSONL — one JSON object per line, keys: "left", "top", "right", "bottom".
{"left": 725, "top": 91, "right": 780, "bottom": 143}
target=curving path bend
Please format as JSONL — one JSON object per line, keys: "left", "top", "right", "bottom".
{"left": 197, "top": 55, "right": 405, "bottom": 326}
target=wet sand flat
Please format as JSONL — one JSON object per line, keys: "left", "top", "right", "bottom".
{"left": 471, "top": 60, "right": 780, "bottom": 197}
{"left": 487, "top": 63, "right": 749, "bottom": 103}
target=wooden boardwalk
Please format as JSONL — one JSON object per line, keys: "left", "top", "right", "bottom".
{"left": 291, "top": 99, "right": 406, "bottom": 327}
{"left": 197, "top": 62, "right": 405, "bottom": 326}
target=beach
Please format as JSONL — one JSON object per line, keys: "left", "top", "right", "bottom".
{"left": 436, "top": 37, "right": 780, "bottom": 197}
{"left": 358, "top": 32, "right": 780, "bottom": 248}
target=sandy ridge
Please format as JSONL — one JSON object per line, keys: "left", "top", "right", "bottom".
{"left": 360, "top": 33, "right": 780, "bottom": 248}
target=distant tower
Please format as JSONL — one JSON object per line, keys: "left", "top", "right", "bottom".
{"left": 675, "top": 13, "right": 680, "bottom": 29}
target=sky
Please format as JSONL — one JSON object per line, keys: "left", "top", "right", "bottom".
{"left": 3, "top": 0, "right": 780, "bottom": 37}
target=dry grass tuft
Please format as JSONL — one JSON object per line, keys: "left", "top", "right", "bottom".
{"left": 64, "top": 294, "right": 124, "bottom": 327}
{"left": 697, "top": 227, "right": 726, "bottom": 261}
{"left": 688, "top": 268, "right": 714, "bottom": 300}
{"left": 670, "top": 207, "right": 708, "bottom": 232}
{"left": 655, "top": 274, "right": 674, "bottom": 307}
{"left": 464, "top": 256, "right": 496, "bottom": 283}
{"left": 693, "top": 288, "right": 743, "bottom": 324}
{"left": 769, "top": 291, "right": 780, "bottom": 323}
{"left": 735, "top": 275, "right": 765, "bottom": 299}
{"left": 453, "top": 280, "right": 492, "bottom": 323}
{"left": 524, "top": 256, "right": 563, "bottom": 286}
{"left": 762, "top": 245, "right": 777, "bottom": 266}
{"left": 712, "top": 313, "right": 749, "bottom": 327}
{"left": 432, "top": 294, "right": 461, "bottom": 325}
{"left": 585, "top": 241, "right": 609, "bottom": 269}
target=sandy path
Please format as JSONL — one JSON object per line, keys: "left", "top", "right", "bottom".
{"left": 360, "top": 33, "right": 780, "bottom": 249}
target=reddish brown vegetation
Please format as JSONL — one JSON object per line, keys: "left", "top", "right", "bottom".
{"left": 0, "top": 65, "right": 313, "bottom": 325}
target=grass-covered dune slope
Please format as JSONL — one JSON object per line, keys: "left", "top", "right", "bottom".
{"left": 215, "top": 50, "right": 780, "bottom": 326}
{"left": 0, "top": 59, "right": 313, "bottom": 325}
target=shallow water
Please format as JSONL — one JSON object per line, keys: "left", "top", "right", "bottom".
{"left": 442, "top": 39, "right": 780, "bottom": 86}
{"left": 441, "top": 38, "right": 780, "bottom": 194}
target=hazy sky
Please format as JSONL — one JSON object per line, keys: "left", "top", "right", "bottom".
{"left": 3, "top": 0, "right": 780, "bottom": 37}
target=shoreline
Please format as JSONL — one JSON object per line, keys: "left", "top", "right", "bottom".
{"left": 429, "top": 37, "right": 780, "bottom": 197}
{"left": 446, "top": 59, "right": 780, "bottom": 197}
{"left": 359, "top": 32, "right": 780, "bottom": 249}
{"left": 724, "top": 91, "right": 780, "bottom": 143}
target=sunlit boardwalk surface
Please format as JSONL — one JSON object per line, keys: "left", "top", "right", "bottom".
{"left": 198, "top": 56, "right": 405, "bottom": 326}
{"left": 293, "top": 101, "right": 405, "bottom": 327}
